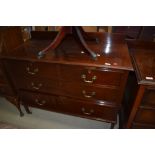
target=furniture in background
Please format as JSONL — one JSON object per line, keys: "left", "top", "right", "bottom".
{"left": 123, "top": 40, "right": 155, "bottom": 128}
{"left": 0, "top": 26, "right": 133, "bottom": 128}
{"left": 112, "top": 26, "right": 155, "bottom": 41}
{"left": 112, "top": 26, "right": 143, "bottom": 39}
{"left": 0, "top": 27, "right": 24, "bottom": 116}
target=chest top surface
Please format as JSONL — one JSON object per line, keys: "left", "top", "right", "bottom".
{"left": 129, "top": 40, "right": 155, "bottom": 86}
{"left": 1, "top": 32, "right": 133, "bottom": 71}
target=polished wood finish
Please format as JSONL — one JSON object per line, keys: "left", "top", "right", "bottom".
{"left": 0, "top": 27, "right": 133, "bottom": 127}
{"left": 1, "top": 31, "right": 133, "bottom": 71}
{"left": 126, "top": 40, "right": 155, "bottom": 128}
{"left": 37, "top": 26, "right": 98, "bottom": 60}
{"left": 20, "top": 91, "right": 118, "bottom": 123}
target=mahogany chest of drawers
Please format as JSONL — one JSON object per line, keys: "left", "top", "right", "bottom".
{"left": 0, "top": 28, "right": 133, "bottom": 128}
{"left": 126, "top": 41, "right": 155, "bottom": 128}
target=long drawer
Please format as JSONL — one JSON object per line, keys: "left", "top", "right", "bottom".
{"left": 20, "top": 91, "right": 118, "bottom": 123}
{"left": 5, "top": 60, "right": 124, "bottom": 90}
{"left": 60, "top": 65, "right": 123, "bottom": 86}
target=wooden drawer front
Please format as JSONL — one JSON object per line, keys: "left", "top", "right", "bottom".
{"left": 20, "top": 91, "right": 59, "bottom": 111}
{"left": 5, "top": 60, "right": 58, "bottom": 80}
{"left": 134, "top": 108, "right": 155, "bottom": 125}
{"left": 142, "top": 88, "right": 155, "bottom": 108}
{"left": 13, "top": 76, "right": 59, "bottom": 94}
{"left": 60, "top": 65, "right": 122, "bottom": 86}
{"left": 20, "top": 91, "right": 117, "bottom": 123}
{"left": 0, "top": 84, "right": 14, "bottom": 96}
{"left": 61, "top": 82, "right": 118, "bottom": 103}
{"left": 60, "top": 97, "right": 117, "bottom": 123}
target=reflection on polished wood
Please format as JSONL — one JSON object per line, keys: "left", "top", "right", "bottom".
{"left": 37, "top": 26, "right": 98, "bottom": 60}
{"left": 2, "top": 31, "right": 133, "bottom": 71}
{"left": 0, "top": 27, "right": 133, "bottom": 128}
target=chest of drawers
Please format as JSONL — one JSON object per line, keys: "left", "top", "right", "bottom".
{"left": 0, "top": 29, "right": 133, "bottom": 128}
{"left": 126, "top": 41, "right": 155, "bottom": 128}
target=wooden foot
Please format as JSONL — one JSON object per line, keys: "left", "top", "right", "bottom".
{"left": 23, "top": 104, "right": 32, "bottom": 114}
{"left": 19, "top": 110, "right": 24, "bottom": 117}
{"left": 6, "top": 96, "right": 24, "bottom": 117}
{"left": 16, "top": 99, "right": 24, "bottom": 117}
{"left": 110, "top": 123, "right": 115, "bottom": 129}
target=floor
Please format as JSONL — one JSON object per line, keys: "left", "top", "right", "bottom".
{"left": 0, "top": 97, "right": 118, "bottom": 129}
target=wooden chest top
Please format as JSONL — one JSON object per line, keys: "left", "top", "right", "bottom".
{"left": 1, "top": 31, "right": 133, "bottom": 71}
{"left": 129, "top": 40, "right": 155, "bottom": 85}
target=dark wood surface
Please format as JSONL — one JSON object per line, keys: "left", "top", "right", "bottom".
{"left": 2, "top": 31, "right": 133, "bottom": 71}
{"left": 129, "top": 40, "right": 155, "bottom": 85}
{"left": 126, "top": 40, "right": 155, "bottom": 128}
{"left": 0, "top": 28, "right": 133, "bottom": 127}
{"left": 20, "top": 90, "right": 118, "bottom": 123}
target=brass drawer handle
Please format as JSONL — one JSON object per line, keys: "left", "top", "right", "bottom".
{"left": 31, "top": 82, "right": 42, "bottom": 90}
{"left": 35, "top": 99, "right": 46, "bottom": 106}
{"left": 81, "top": 74, "right": 97, "bottom": 84}
{"left": 82, "top": 90, "right": 96, "bottom": 98}
{"left": 81, "top": 107, "right": 94, "bottom": 115}
{"left": 26, "top": 67, "right": 39, "bottom": 75}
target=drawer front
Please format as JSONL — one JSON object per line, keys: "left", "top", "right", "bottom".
{"left": 20, "top": 91, "right": 59, "bottom": 111}
{"left": 60, "top": 96, "right": 117, "bottom": 123}
{"left": 20, "top": 91, "right": 117, "bottom": 123}
{"left": 134, "top": 108, "right": 155, "bottom": 125}
{"left": 5, "top": 60, "right": 58, "bottom": 80}
{"left": 13, "top": 76, "right": 60, "bottom": 94}
{"left": 141, "top": 87, "right": 155, "bottom": 108}
{"left": 61, "top": 82, "right": 118, "bottom": 103}
{"left": 60, "top": 65, "right": 123, "bottom": 86}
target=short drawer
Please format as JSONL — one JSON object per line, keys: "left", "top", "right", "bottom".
{"left": 60, "top": 65, "right": 123, "bottom": 86}
{"left": 5, "top": 60, "right": 58, "bottom": 80}
{"left": 13, "top": 76, "right": 60, "bottom": 94}
{"left": 61, "top": 82, "right": 118, "bottom": 103}
{"left": 60, "top": 96, "right": 118, "bottom": 123}
{"left": 134, "top": 107, "right": 155, "bottom": 125}
{"left": 20, "top": 91, "right": 60, "bottom": 111}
